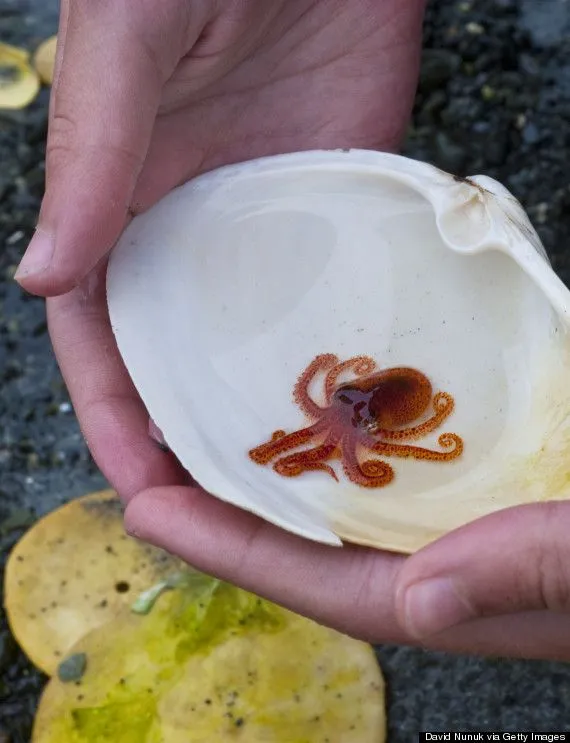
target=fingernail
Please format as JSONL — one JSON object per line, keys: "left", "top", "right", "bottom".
{"left": 124, "top": 523, "right": 141, "bottom": 539}
{"left": 403, "top": 577, "right": 474, "bottom": 638}
{"left": 14, "top": 230, "right": 55, "bottom": 280}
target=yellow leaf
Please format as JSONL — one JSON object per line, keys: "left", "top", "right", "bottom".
{"left": 0, "top": 41, "right": 40, "bottom": 109}
{"left": 4, "top": 489, "right": 184, "bottom": 675}
{"left": 33, "top": 35, "right": 58, "bottom": 85}
{"left": 32, "top": 577, "right": 386, "bottom": 742}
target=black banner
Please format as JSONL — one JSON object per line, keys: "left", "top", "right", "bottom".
{"left": 419, "top": 735, "right": 570, "bottom": 742}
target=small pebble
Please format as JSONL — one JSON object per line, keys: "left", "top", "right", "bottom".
{"left": 57, "top": 652, "right": 87, "bottom": 683}
{"left": 534, "top": 202, "right": 549, "bottom": 224}
{"left": 420, "top": 49, "right": 461, "bottom": 90}
{"left": 0, "top": 507, "right": 35, "bottom": 535}
{"left": 472, "top": 120, "right": 490, "bottom": 134}
{"left": 466, "top": 21, "right": 485, "bottom": 34}
{"left": 522, "top": 121, "right": 541, "bottom": 145}
{"left": 0, "top": 635, "right": 16, "bottom": 674}
{"left": 6, "top": 230, "right": 23, "bottom": 245}
{"left": 519, "top": 53, "right": 540, "bottom": 77}
{"left": 434, "top": 131, "right": 466, "bottom": 172}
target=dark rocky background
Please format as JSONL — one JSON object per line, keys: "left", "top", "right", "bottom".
{"left": 1, "top": 0, "right": 569, "bottom": 739}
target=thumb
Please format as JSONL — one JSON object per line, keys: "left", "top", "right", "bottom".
{"left": 394, "top": 502, "right": 570, "bottom": 638}
{"left": 15, "top": 1, "right": 193, "bottom": 296}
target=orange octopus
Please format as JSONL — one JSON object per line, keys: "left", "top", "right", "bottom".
{"left": 248, "top": 354, "right": 463, "bottom": 488}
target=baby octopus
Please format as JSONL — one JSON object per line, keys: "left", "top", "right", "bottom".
{"left": 248, "top": 354, "right": 463, "bottom": 488}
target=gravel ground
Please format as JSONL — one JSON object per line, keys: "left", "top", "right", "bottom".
{"left": 1, "top": 0, "right": 570, "bottom": 740}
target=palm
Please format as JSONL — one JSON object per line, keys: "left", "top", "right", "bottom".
{"left": 46, "top": 0, "right": 422, "bottom": 499}
{"left": 132, "top": 0, "right": 422, "bottom": 211}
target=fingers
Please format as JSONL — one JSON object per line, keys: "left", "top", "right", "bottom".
{"left": 15, "top": 0, "right": 185, "bottom": 296}
{"left": 126, "top": 488, "right": 570, "bottom": 659}
{"left": 395, "top": 502, "right": 570, "bottom": 639}
{"left": 46, "top": 263, "right": 187, "bottom": 501}
{"left": 424, "top": 611, "right": 570, "bottom": 661}
{"left": 124, "top": 485, "right": 408, "bottom": 642}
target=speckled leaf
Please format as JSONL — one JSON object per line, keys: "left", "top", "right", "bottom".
{"left": 32, "top": 577, "right": 385, "bottom": 742}
{"left": 4, "top": 490, "right": 184, "bottom": 675}
{"left": 0, "top": 41, "right": 40, "bottom": 109}
{"left": 32, "top": 36, "right": 57, "bottom": 85}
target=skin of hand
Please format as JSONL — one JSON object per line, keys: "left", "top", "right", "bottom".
{"left": 15, "top": 0, "right": 570, "bottom": 662}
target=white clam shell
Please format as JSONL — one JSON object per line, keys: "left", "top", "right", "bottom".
{"left": 107, "top": 150, "right": 570, "bottom": 553}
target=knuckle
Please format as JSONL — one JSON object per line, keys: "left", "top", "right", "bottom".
{"left": 532, "top": 502, "right": 570, "bottom": 612}
{"left": 47, "top": 110, "right": 143, "bottom": 177}
{"left": 343, "top": 550, "right": 388, "bottom": 640}
{"left": 46, "top": 111, "right": 79, "bottom": 168}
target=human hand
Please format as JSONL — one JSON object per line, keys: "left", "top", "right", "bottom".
{"left": 27, "top": 0, "right": 570, "bottom": 661}
{"left": 15, "top": 0, "right": 425, "bottom": 500}
{"left": 124, "top": 488, "right": 570, "bottom": 662}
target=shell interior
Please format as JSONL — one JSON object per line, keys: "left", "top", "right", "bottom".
{"left": 107, "top": 150, "right": 570, "bottom": 553}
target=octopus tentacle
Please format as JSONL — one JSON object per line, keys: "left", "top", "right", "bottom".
{"left": 363, "top": 432, "right": 463, "bottom": 461}
{"left": 248, "top": 419, "right": 329, "bottom": 465}
{"left": 341, "top": 436, "right": 394, "bottom": 488}
{"left": 325, "top": 355, "right": 377, "bottom": 403}
{"left": 273, "top": 437, "right": 340, "bottom": 481}
{"left": 293, "top": 354, "right": 339, "bottom": 418}
{"left": 369, "top": 391, "right": 455, "bottom": 440}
